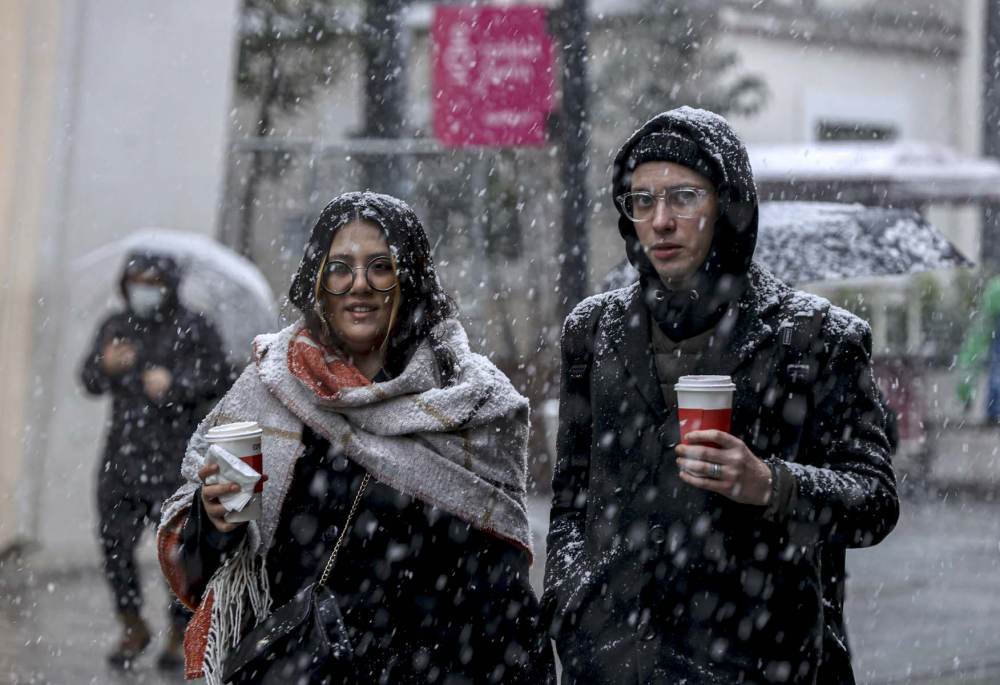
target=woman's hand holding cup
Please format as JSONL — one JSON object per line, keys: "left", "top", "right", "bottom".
{"left": 198, "top": 463, "right": 267, "bottom": 533}
{"left": 199, "top": 462, "right": 244, "bottom": 532}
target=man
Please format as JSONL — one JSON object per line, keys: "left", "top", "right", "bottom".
{"left": 80, "top": 250, "right": 232, "bottom": 670}
{"left": 543, "top": 107, "right": 899, "bottom": 684}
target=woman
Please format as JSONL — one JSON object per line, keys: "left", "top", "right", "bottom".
{"left": 157, "top": 192, "right": 553, "bottom": 684}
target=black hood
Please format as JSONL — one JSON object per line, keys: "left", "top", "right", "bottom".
{"left": 289, "top": 191, "right": 457, "bottom": 377}
{"left": 119, "top": 251, "right": 182, "bottom": 315}
{"left": 612, "top": 106, "right": 758, "bottom": 282}
{"left": 611, "top": 107, "right": 758, "bottom": 341}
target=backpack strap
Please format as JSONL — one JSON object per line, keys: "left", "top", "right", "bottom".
{"left": 774, "top": 296, "right": 830, "bottom": 461}
{"left": 565, "top": 301, "right": 605, "bottom": 384}
{"left": 562, "top": 300, "right": 605, "bottom": 469}
{"left": 773, "top": 300, "right": 858, "bottom": 671}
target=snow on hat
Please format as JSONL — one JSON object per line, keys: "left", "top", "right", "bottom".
{"left": 625, "top": 130, "right": 724, "bottom": 190}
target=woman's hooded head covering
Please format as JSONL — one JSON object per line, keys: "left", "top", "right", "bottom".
{"left": 612, "top": 106, "right": 759, "bottom": 340}
{"left": 289, "top": 191, "right": 458, "bottom": 378}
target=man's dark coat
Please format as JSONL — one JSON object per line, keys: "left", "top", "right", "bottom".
{"left": 81, "top": 252, "right": 233, "bottom": 498}
{"left": 545, "top": 266, "right": 897, "bottom": 684}
{"left": 543, "top": 108, "right": 898, "bottom": 685}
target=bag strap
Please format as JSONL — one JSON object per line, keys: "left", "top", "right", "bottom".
{"left": 775, "top": 296, "right": 829, "bottom": 460}
{"left": 565, "top": 301, "right": 605, "bottom": 383}
{"left": 316, "top": 472, "right": 371, "bottom": 591}
{"left": 564, "top": 301, "right": 605, "bottom": 470}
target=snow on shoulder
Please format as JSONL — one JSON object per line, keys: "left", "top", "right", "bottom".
{"left": 824, "top": 301, "right": 872, "bottom": 343}
{"left": 783, "top": 287, "right": 871, "bottom": 344}
{"left": 252, "top": 328, "right": 284, "bottom": 362}
{"left": 744, "top": 262, "right": 787, "bottom": 312}
{"left": 749, "top": 262, "right": 870, "bottom": 346}
{"left": 563, "top": 283, "right": 638, "bottom": 337}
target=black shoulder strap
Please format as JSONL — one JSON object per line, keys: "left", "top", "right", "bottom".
{"left": 777, "top": 297, "right": 829, "bottom": 386}
{"left": 775, "top": 297, "right": 829, "bottom": 459}
{"left": 566, "top": 301, "right": 605, "bottom": 383}
{"left": 562, "top": 302, "right": 605, "bottom": 471}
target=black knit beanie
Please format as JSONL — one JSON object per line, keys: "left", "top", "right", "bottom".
{"left": 625, "top": 131, "right": 725, "bottom": 192}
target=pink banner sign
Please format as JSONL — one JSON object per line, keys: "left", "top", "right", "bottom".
{"left": 432, "top": 5, "right": 553, "bottom": 148}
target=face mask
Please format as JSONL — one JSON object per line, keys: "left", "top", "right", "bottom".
{"left": 127, "top": 283, "right": 166, "bottom": 317}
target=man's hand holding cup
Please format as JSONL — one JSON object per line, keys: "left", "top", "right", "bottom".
{"left": 676, "top": 430, "right": 773, "bottom": 506}
{"left": 673, "top": 375, "right": 772, "bottom": 506}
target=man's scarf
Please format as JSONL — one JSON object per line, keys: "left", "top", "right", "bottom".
{"left": 157, "top": 319, "right": 532, "bottom": 682}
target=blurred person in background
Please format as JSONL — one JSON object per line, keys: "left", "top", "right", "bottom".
{"left": 80, "top": 250, "right": 232, "bottom": 670}
{"left": 956, "top": 274, "right": 1000, "bottom": 423}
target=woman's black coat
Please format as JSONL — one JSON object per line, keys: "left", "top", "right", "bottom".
{"left": 181, "top": 425, "right": 554, "bottom": 684}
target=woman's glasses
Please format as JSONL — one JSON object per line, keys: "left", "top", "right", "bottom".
{"left": 321, "top": 256, "right": 397, "bottom": 295}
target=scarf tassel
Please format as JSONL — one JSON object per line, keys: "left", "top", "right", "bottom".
{"left": 199, "top": 543, "right": 272, "bottom": 685}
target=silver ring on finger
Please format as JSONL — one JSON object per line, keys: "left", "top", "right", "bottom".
{"left": 709, "top": 462, "right": 722, "bottom": 480}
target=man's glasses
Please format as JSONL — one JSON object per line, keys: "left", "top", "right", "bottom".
{"left": 616, "top": 187, "right": 712, "bottom": 222}
{"left": 321, "top": 257, "right": 397, "bottom": 295}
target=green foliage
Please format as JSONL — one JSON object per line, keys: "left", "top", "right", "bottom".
{"left": 910, "top": 273, "right": 981, "bottom": 359}
{"left": 592, "top": 0, "right": 768, "bottom": 129}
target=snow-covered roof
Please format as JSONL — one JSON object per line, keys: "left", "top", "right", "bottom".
{"left": 748, "top": 142, "right": 1000, "bottom": 204}
{"left": 753, "top": 201, "right": 972, "bottom": 284}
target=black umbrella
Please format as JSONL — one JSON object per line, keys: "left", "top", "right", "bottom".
{"left": 599, "top": 201, "right": 972, "bottom": 291}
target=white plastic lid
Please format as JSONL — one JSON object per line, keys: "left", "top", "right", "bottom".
{"left": 674, "top": 375, "right": 736, "bottom": 392}
{"left": 206, "top": 421, "right": 263, "bottom": 442}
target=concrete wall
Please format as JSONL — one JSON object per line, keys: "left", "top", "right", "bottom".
{"left": 0, "top": 0, "right": 63, "bottom": 553}
{"left": 7, "top": 0, "right": 241, "bottom": 566}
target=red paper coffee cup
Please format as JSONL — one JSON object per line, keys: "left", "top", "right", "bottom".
{"left": 675, "top": 375, "right": 736, "bottom": 448}
{"left": 205, "top": 421, "right": 264, "bottom": 523}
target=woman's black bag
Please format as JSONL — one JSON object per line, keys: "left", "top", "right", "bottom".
{"left": 222, "top": 473, "right": 371, "bottom": 684}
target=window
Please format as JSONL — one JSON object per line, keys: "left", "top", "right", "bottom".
{"left": 817, "top": 119, "right": 899, "bottom": 142}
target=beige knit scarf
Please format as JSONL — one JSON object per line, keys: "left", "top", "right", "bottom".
{"left": 158, "top": 318, "right": 533, "bottom": 683}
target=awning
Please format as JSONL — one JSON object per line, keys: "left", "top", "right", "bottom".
{"left": 748, "top": 141, "right": 1000, "bottom": 205}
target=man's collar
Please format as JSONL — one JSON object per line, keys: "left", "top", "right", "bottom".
{"left": 602, "top": 263, "right": 787, "bottom": 418}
